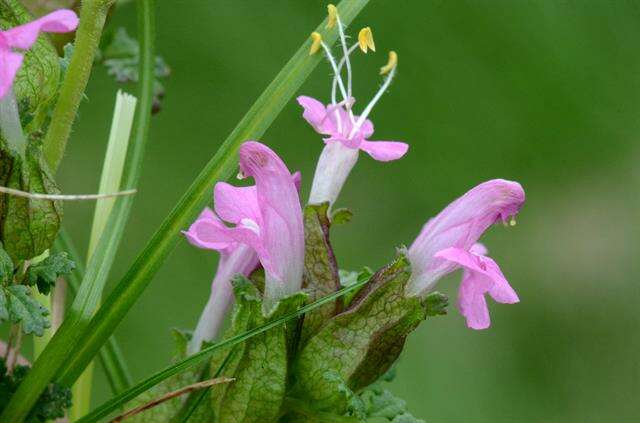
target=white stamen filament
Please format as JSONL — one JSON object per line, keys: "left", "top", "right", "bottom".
{"left": 336, "top": 17, "right": 354, "bottom": 106}
{"left": 348, "top": 65, "right": 397, "bottom": 139}
{"left": 331, "top": 43, "right": 358, "bottom": 111}
{"left": 320, "top": 41, "right": 349, "bottom": 104}
{"left": 320, "top": 41, "right": 349, "bottom": 133}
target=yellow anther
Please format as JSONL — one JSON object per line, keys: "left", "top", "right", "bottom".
{"left": 327, "top": 4, "right": 338, "bottom": 29}
{"left": 358, "top": 27, "right": 376, "bottom": 53}
{"left": 379, "top": 51, "right": 398, "bottom": 75}
{"left": 509, "top": 216, "right": 517, "bottom": 226}
{"left": 309, "top": 32, "right": 322, "bottom": 55}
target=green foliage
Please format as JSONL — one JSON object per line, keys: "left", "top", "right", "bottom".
{"left": 100, "top": 27, "right": 170, "bottom": 112}
{"left": 292, "top": 255, "right": 448, "bottom": 415}
{"left": 358, "top": 384, "right": 425, "bottom": 422}
{"left": 24, "top": 251, "right": 75, "bottom": 295}
{"left": 211, "top": 277, "right": 307, "bottom": 423}
{"left": 0, "top": 357, "right": 71, "bottom": 422}
{"left": 300, "top": 203, "right": 341, "bottom": 345}
{"left": 0, "top": 144, "right": 62, "bottom": 262}
{"left": 0, "top": 285, "right": 50, "bottom": 336}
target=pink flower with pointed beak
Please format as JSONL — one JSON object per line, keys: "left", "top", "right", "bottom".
{"left": 300, "top": 21, "right": 407, "bottom": 205}
{"left": 0, "top": 9, "right": 79, "bottom": 100}
{"left": 184, "top": 142, "right": 304, "bottom": 351}
{"left": 406, "top": 179, "right": 525, "bottom": 329}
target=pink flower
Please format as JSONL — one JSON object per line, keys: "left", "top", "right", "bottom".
{"left": 0, "top": 9, "right": 79, "bottom": 99}
{"left": 406, "top": 179, "right": 525, "bottom": 329}
{"left": 299, "top": 26, "right": 407, "bottom": 205}
{"left": 299, "top": 96, "right": 408, "bottom": 205}
{"left": 184, "top": 142, "right": 304, "bottom": 341}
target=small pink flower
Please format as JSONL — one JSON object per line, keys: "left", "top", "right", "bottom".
{"left": 406, "top": 179, "right": 525, "bottom": 329}
{"left": 184, "top": 142, "right": 304, "bottom": 343}
{"left": 0, "top": 9, "right": 79, "bottom": 99}
{"left": 299, "top": 25, "right": 407, "bottom": 205}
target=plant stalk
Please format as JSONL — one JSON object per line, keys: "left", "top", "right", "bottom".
{"left": 43, "top": 0, "right": 116, "bottom": 173}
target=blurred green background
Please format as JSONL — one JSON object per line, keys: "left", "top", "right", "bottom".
{"left": 50, "top": 0, "right": 638, "bottom": 421}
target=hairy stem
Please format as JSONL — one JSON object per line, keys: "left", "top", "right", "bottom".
{"left": 42, "top": 0, "right": 115, "bottom": 173}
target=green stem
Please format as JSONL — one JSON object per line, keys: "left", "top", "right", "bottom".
{"left": 42, "top": 0, "right": 115, "bottom": 173}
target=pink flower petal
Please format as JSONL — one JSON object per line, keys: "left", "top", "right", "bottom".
{"left": 297, "top": 96, "right": 335, "bottom": 135}
{"left": 2, "top": 9, "right": 78, "bottom": 50}
{"left": 239, "top": 141, "right": 304, "bottom": 300}
{"left": 360, "top": 119, "right": 374, "bottom": 138}
{"left": 435, "top": 247, "right": 519, "bottom": 304}
{"left": 435, "top": 247, "right": 520, "bottom": 329}
{"left": 359, "top": 140, "right": 409, "bottom": 162}
{"left": 214, "top": 183, "right": 260, "bottom": 225}
{"left": 183, "top": 213, "right": 233, "bottom": 251}
{"left": 457, "top": 271, "right": 492, "bottom": 330}
{"left": 0, "top": 49, "right": 23, "bottom": 99}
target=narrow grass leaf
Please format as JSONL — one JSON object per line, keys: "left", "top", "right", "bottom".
{"left": 55, "top": 230, "right": 134, "bottom": 394}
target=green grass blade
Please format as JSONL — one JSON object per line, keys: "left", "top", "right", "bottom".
{"left": 71, "top": 89, "right": 138, "bottom": 421}
{"left": 0, "top": 1, "right": 156, "bottom": 420}
{"left": 77, "top": 277, "right": 371, "bottom": 423}
{"left": 55, "top": 0, "right": 370, "bottom": 388}
{"left": 54, "top": 230, "right": 134, "bottom": 394}
{"left": 88, "top": 90, "right": 138, "bottom": 257}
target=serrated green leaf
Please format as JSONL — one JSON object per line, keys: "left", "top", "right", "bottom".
{"left": 0, "top": 285, "right": 50, "bottom": 336}
{"left": 358, "top": 383, "right": 426, "bottom": 422}
{"left": 101, "top": 27, "right": 170, "bottom": 111}
{"left": 293, "top": 255, "right": 446, "bottom": 414}
{"left": 300, "top": 203, "right": 341, "bottom": 345}
{"left": 0, "top": 145, "right": 62, "bottom": 262}
{"left": 213, "top": 279, "right": 307, "bottom": 423}
{"left": 24, "top": 251, "right": 75, "bottom": 295}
